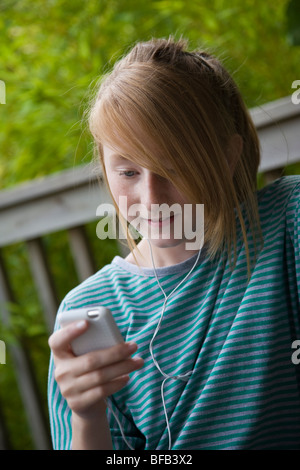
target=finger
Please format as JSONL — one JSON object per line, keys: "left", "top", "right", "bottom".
{"left": 73, "top": 356, "right": 144, "bottom": 393}
{"left": 68, "top": 375, "right": 130, "bottom": 414}
{"left": 74, "top": 341, "right": 139, "bottom": 375}
{"left": 48, "top": 320, "right": 88, "bottom": 359}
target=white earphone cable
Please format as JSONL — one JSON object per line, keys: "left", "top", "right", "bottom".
{"left": 108, "top": 240, "right": 202, "bottom": 451}
{"left": 105, "top": 398, "right": 135, "bottom": 450}
{"left": 147, "top": 239, "right": 202, "bottom": 450}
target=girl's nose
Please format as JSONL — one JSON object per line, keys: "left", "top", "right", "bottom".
{"left": 141, "top": 172, "right": 167, "bottom": 208}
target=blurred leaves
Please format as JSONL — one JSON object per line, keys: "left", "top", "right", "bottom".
{"left": 0, "top": 0, "right": 299, "bottom": 190}
{"left": 286, "top": 0, "right": 300, "bottom": 45}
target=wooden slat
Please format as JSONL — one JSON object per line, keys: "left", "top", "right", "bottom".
{"left": 250, "top": 95, "right": 300, "bottom": 128}
{"left": 250, "top": 96, "right": 300, "bottom": 172}
{"left": 26, "top": 238, "right": 59, "bottom": 333}
{"left": 68, "top": 226, "right": 96, "bottom": 282}
{"left": 0, "top": 251, "right": 51, "bottom": 449}
{"left": 0, "top": 162, "right": 102, "bottom": 209}
{"left": 0, "top": 401, "right": 11, "bottom": 449}
{"left": 0, "top": 174, "right": 111, "bottom": 248}
{"left": 257, "top": 117, "right": 300, "bottom": 172}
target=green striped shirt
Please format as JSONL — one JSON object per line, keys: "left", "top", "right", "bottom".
{"left": 48, "top": 175, "right": 300, "bottom": 450}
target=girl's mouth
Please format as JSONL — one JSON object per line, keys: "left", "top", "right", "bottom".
{"left": 146, "top": 214, "right": 175, "bottom": 227}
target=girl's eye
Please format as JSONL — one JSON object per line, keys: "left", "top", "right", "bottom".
{"left": 119, "top": 170, "right": 136, "bottom": 178}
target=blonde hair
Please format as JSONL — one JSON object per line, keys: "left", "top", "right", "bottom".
{"left": 88, "top": 37, "right": 263, "bottom": 279}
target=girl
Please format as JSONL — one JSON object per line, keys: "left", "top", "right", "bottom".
{"left": 48, "top": 37, "right": 300, "bottom": 450}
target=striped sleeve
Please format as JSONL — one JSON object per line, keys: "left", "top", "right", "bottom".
{"left": 47, "top": 301, "right": 144, "bottom": 450}
{"left": 286, "top": 181, "right": 300, "bottom": 303}
{"left": 47, "top": 302, "right": 73, "bottom": 450}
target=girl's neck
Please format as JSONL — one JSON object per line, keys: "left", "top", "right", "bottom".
{"left": 125, "top": 239, "right": 200, "bottom": 268}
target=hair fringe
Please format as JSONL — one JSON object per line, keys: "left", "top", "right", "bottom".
{"left": 87, "top": 37, "right": 264, "bottom": 282}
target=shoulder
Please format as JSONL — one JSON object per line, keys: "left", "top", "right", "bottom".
{"left": 257, "top": 175, "right": 300, "bottom": 218}
{"left": 58, "top": 257, "right": 124, "bottom": 312}
{"left": 257, "top": 175, "right": 300, "bottom": 203}
{"left": 256, "top": 175, "right": 300, "bottom": 245}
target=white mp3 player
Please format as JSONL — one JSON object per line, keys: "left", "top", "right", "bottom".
{"left": 57, "top": 306, "right": 124, "bottom": 356}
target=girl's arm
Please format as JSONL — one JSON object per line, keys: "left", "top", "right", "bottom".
{"left": 48, "top": 320, "right": 143, "bottom": 450}
{"left": 72, "top": 409, "right": 113, "bottom": 450}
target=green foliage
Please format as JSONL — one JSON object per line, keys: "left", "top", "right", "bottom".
{"left": 0, "top": 0, "right": 299, "bottom": 189}
{"left": 286, "top": 0, "right": 300, "bottom": 45}
{"left": 0, "top": 229, "right": 120, "bottom": 449}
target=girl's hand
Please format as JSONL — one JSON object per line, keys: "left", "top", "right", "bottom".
{"left": 48, "top": 320, "right": 143, "bottom": 420}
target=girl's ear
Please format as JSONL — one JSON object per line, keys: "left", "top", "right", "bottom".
{"left": 226, "top": 134, "right": 243, "bottom": 175}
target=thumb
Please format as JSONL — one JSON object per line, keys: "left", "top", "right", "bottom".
{"left": 48, "top": 320, "right": 89, "bottom": 359}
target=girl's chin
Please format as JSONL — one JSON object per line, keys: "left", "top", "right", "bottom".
{"left": 141, "top": 236, "right": 187, "bottom": 249}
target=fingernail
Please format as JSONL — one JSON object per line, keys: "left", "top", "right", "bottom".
{"left": 122, "top": 374, "right": 130, "bottom": 381}
{"left": 133, "top": 356, "right": 143, "bottom": 363}
{"left": 127, "top": 342, "right": 138, "bottom": 352}
{"left": 76, "top": 320, "right": 86, "bottom": 329}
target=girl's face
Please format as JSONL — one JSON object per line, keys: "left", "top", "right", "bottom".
{"left": 103, "top": 144, "right": 202, "bottom": 256}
